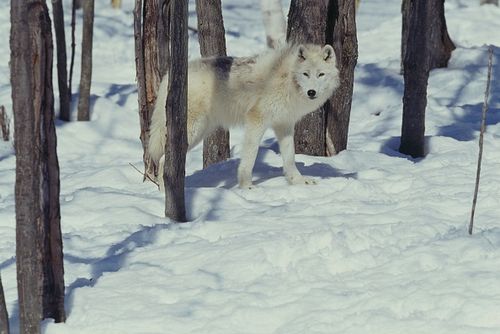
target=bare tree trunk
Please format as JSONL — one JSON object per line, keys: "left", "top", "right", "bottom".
{"left": 12, "top": 2, "right": 66, "bottom": 330}
{"left": 51, "top": 0, "right": 71, "bottom": 121}
{"left": 74, "top": 0, "right": 82, "bottom": 9}
{"left": 0, "top": 275, "right": 9, "bottom": 334}
{"left": 164, "top": 0, "right": 188, "bottom": 222}
{"left": 400, "top": 0, "right": 429, "bottom": 158}
{"left": 196, "top": 0, "right": 231, "bottom": 168}
{"left": 111, "top": 0, "right": 122, "bottom": 8}
{"left": 260, "top": 0, "right": 286, "bottom": 48}
{"left": 134, "top": 0, "right": 169, "bottom": 180}
{"left": 77, "top": 0, "right": 94, "bottom": 121}
{"left": 401, "top": 0, "right": 454, "bottom": 73}
{"left": 325, "top": 0, "right": 358, "bottom": 155}
{"left": 69, "top": 0, "right": 77, "bottom": 100}
{"left": 11, "top": 1, "right": 44, "bottom": 331}
{"left": 0, "top": 106, "right": 9, "bottom": 142}
{"left": 287, "top": 0, "right": 328, "bottom": 156}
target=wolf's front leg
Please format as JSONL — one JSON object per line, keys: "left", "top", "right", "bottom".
{"left": 273, "top": 124, "right": 316, "bottom": 185}
{"left": 238, "top": 116, "right": 266, "bottom": 188}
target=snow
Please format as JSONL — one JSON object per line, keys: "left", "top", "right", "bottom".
{"left": 1, "top": 0, "right": 500, "bottom": 333}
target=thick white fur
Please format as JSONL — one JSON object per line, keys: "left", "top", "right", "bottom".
{"left": 149, "top": 43, "right": 340, "bottom": 188}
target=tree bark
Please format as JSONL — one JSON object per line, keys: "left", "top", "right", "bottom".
{"left": 0, "top": 106, "right": 9, "bottom": 141}
{"left": 325, "top": 0, "right": 358, "bottom": 155}
{"left": 287, "top": 0, "right": 328, "bottom": 156}
{"left": 400, "top": 0, "right": 429, "bottom": 157}
{"left": 196, "top": 0, "right": 231, "bottom": 168}
{"left": 11, "top": 1, "right": 66, "bottom": 330}
{"left": 69, "top": 0, "right": 77, "bottom": 99}
{"left": 134, "top": 0, "right": 169, "bottom": 180}
{"left": 51, "top": 0, "right": 70, "bottom": 121}
{"left": 0, "top": 275, "right": 9, "bottom": 334}
{"left": 260, "top": 0, "right": 286, "bottom": 48}
{"left": 77, "top": 0, "right": 94, "bottom": 121}
{"left": 401, "top": 0, "right": 455, "bottom": 73}
{"left": 287, "top": 0, "right": 357, "bottom": 156}
{"left": 164, "top": 0, "right": 188, "bottom": 222}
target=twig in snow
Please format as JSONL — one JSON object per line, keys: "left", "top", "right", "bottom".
{"left": 129, "top": 162, "right": 160, "bottom": 189}
{"left": 469, "top": 46, "right": 494, "bottom": 235}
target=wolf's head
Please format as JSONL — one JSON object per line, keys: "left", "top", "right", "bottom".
{"left": 293, "top": 44, "right": 340, "bottom": 101}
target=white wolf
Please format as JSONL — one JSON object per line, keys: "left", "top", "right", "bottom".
{"left": 148, "top": 43, "right": 340, "bottom": 188}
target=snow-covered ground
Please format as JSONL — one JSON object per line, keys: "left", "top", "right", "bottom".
{"left": 1, "top": 0, "right": 500, "bottom": 333}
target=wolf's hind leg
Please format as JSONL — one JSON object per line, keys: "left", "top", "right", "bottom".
{"left": 238, "top": 112, "right": 266, "bottom": 188}
{"left": 273, "top": 124, "right": 316, "bottom": 185}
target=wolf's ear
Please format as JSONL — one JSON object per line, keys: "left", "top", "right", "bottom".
{"left": 297, "top": 45, "right": 306, "bottom": 62}
{"left": 323, "top": 45, "right": 335, "bottom": 62}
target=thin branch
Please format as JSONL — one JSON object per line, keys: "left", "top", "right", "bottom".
{"left": 469, "top": 45, "right": 493, "bottom": 235}
{"left": 129, "top": 163, "right": 159, "bottom": 189}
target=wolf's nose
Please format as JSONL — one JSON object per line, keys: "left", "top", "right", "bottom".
{"left": 307, "top": 90, "right": 316, "bottom": 98}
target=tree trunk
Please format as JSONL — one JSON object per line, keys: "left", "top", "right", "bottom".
{"left": 260, "top": 0, "right": 286, "bottom": 48}
{"left": 325, "top": 0, "right": 358, "bottom": 155}
{"left": 69, "top": 0, "right": 77, "bottom": 99}
{"left": 51, "top": 0, "right": 71, "bottom": 121}
{"left": 287, "top": 0, "right": 357, "bottom": 156}
{"left": 12, "top": 1, "right": 65, "bottom": 331}
{"left": 287, "top": 0, "right": 328, "bottom": 156}
{"left": 0, "top": 106, "right": 9, "bottom": 142}
{"left": 77, "top": 0, "right": 94, "bottom": 121}
{"left": 134, "top": 0, "right": 169, "bottom": 180}
{"left": 0, "top": 275, "right": 9, "bottom": 334}
{"left": 164, "top": 0, "right": 188, "bottom": 222}
{"left": 401, "top": 0, "right": 455, "bottom": 73}
{"left": 196, "top": 0, "right": 231, "bottom": 168}
{"left": 400, "top": 0, "right": 429, "bottom": 158}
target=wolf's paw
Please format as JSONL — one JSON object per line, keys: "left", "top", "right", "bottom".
{"left": 238, "top": 181, "right": 255, "bottom": 189}
{"left": 288, "top": 175, "right": 317, "bottom": 185}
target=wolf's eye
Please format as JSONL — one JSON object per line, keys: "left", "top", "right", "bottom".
{"left": 303, "top": 72, "right": 309, "bottom": 77}
{"left": 318, "top": 73, "right": 325, "bottom": 77}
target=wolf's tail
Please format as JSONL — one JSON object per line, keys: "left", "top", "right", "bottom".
{"left": 148, "top": 74, "right": 169, "bottom": 164}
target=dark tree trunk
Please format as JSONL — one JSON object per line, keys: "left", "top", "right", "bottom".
{"left": 0, "top": 275, "right": 9, "bottom": 334}
{"left": 164, "top": 0, "right": 188, "bottom": 222}
{"left": 401, "top": 0, "right": 455, "bottom": 73}
{"left": 134, "top": 0, "right": 169, "bottom": 180}
{"left": 325, "top": 0, "right": 358, "bottom": 155}
{"left": 196, "top": 0, "right": 231, "bottom": 168}
{"left": 69, "top": 0, "right": 77, "bottom": 99}
{"left": 287, "top": 0, "right": 357, "bottom": 156}
{"left": 77, "top": 0, "right": 94, "bottom": 121}
{"left": 287, "top": 0, "right": 328, "bottom": 156}
{"left": 51, "top": 0, "right": 71, "bottom": 121}
{"left": 400, "top": 0, "right": 429, "bottom": 158}
{"left": 11, "top": 1, "right": 66, "bottom": 330}
{"left": 11, "top": 1, "right": 43, "bottom": 332}
{"left": 0, "top": 106, "right": 9, "bottom": 142}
